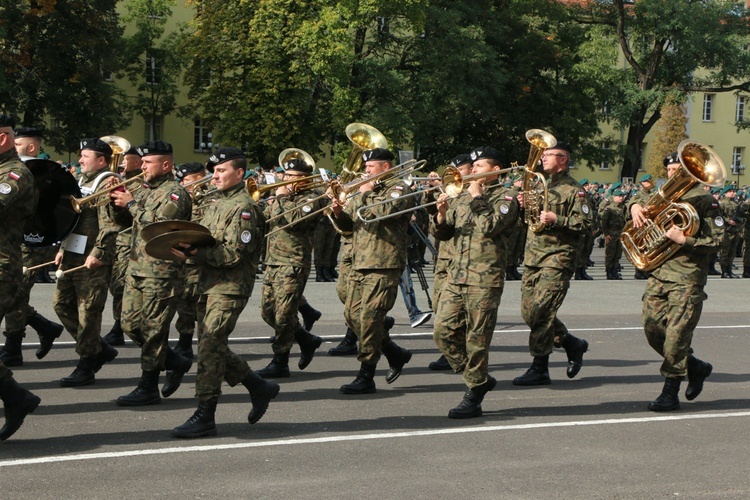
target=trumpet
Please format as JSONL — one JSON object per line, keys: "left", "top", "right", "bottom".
{"left": 356, "top": 164, "right": 520, "bottom": 223}
{"left": 70, "top": 172, "right": 146, "bottom": 213}
{"left": 182, "top": 174, "right": 217, "bottom": 201}
{"left": 246, "top": 174, "right": 324, "bottom": 203}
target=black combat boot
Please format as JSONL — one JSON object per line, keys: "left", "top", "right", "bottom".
{"left": 708, "top": 260, "right": 720, "bottom": 275}
{"left": 171, "top": 398, "right": 218, "bottom": 438}
{"left": 0, "top": 377, "right": 41, "bottom": 441}
{"left": 173, "top": 333, "right": 194, "bottom": 359}
{"left": 91, "top": 339, "right": 118, "bottom": 373}
{"left": 578, "top": 267, "right": 593, "bottom": 280}
{"left": 648, "top": 378, "right": 681, "bottom": 411}
{"left": 60, "top": 357, "right": 96, "bottom": 387}
{"left": 328, "top": 328, "right": 358, "bottom": 356}
{"left": 448, "top": 375, "right": 497, "bottom": 419}
{"left": 321, "top": 267, "right": 336, "bottom": 282}
{"left": 241, "top": 370, "right": 281, "bottom": 424}
{"left": 102, "top": 320, "right": 125, "bottom": 346}
{"left": 340, "top": 363, "right": 377, "bottom": 394}
{"left": 562, "top": 334, "right": 589, "bottom": 379}
{"left": 634, "top": 269, "right": 648, "bottom": 280}
{"left": 721, "top": 264, "right": 731, "bottom": 278}
{"left": 743, "top": 266, "right": 750, "bottom": 278}
{"left": 256, "top": 351, "right": 291, "bottom": 379}
{"left": 381, "top": 339, "right": 412, "bottom": 384}
{"left": 606, "top": 266, "right": 616, "bottom": 280}
{"left": 428, "top": 354, "right": 452, "bottom": 371}
{"left": 162, "top": 347, "right": 193, "bottom": 398}
{"left": 686, "top": 355, "right": 713, "bottom": 401}
{"left": 27, "top": 312, "right": 64, "bottom": 359}
{"left": 0, "top": 334, "right": 23, "bottom": 367}
{"left": 294, "top": 327, "right": 323, "bottom": 370}
{"left": 116, "top": 370, "right": 161, "bottom": 406}
{"left": 327, "top": 266, "right": 339, "bottom": 279}
{"left": 384, "top": 315, "right": 395, "bottom": 332}
{"left": 506, "top": 266, "right": 519, "bottom": 281}
{"left": 727, "top": 265, "right": 739, "bottom": 278}
{"left": 513, "top": 355, "right": 551, "bottom": 386}
{"left": 315, "top": 266, "right": 326, "bottom": 282}
{"left": 299, "top": 302, "right": 322, "bottom": 332}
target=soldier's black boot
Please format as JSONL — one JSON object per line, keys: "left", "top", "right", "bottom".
{"left": 686, "top": 355, "right": 713, "bottom": 401}
{"left": 102, "top": 320, "right": 125, "bottom": 346}
{"left": 299, "top": 302, "right": 322, "bottom": 332}
{"left": 513, "top": 355, "right": 551, "bottom": 386}
{"left": 384, "top": 315, "right": 395, "bottom": 332}
{"left": 340, "top": 363, "right": 377, "bottom": 394}
{"left": 162, "top": 347, "right": 193, "bottom": 398}
{"left": 562, "top": 334, "right": 589, "bottom": 379}
{"left": 578, "top": 267, "right": 593, "bottom": 280}
{"left": 606, "top": 266, "right": 616, "bottom": 280}
{"left": 173, "top": 333, "right": 194, "bottom": 359}
{"left": 634, "top": 269, "right": 648, "bottom": 280}
{"left": 743, "top": 265, "right": 750, "bottom": 278}
{"left": 60, "top": 356, "right": 96, "bottom": 387}
{"left": 721, "top": 264, "right": 730, "bottom": 278}
{"left": 0, "top": 334, "right": 23, "bottom": 367}
{"left": 241, "top": 370, "right": 280, "bottom": 424}
{"left": 648, "top": 378, "right": 681, "bottom": 411}
{"left": 327, "top": 266, "right": 339, "bottom": 279}
{"left": 506, "top": 266, "right": 519, "bottom": 281}
{"left": 28, "top": 312, "right": 64, "bottom": 359}
{"left": 727, "top": 265, "right": 739, "bottom": 278}
{"left": 708, "top": 260, "right": 720, "bottom": 275}
{"left": 91, "top": 338, "right": 118, "bottom": 373}
{"left": 256, "top": 352, "right": 291, "bottom": 379}
{"left": 428, "top": 354, "right": 452, "bottom": 371}
{"left": 0, "top": 377, "right": 41, "bottom": 441}
{"left": 171, "top": 398, "right": 218, "bottom": 438}
{"left": 381, "top": 339, "right": 412, "bottom": 384}
{"left": 448, "top": 375, "right": 497, "bottom": 419}
{"left": 116, "top": 370, "right": 161, "bottom": 406}
{"left": 315, "top": 266, "right": 325, "bottom": 282}
{"left": 294, "top": 327, "right": 323, "bottom": 370}
{"left": 328, "top": 328, "right": 358, "bottom": 356}
{"left": 321, "top": 267, "right": 336, "bottom": 282}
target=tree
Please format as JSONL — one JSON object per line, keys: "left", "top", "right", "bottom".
{"left": 645, "top": 96, "right": 688, "bottom": 179}
{"left": 0, "top": 0, "right": 129, "bottom": 155}
{"left": 568, "top": 0, "right": 750, "bottom": 179}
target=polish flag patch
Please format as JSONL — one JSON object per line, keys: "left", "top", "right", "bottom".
{"left": 8, "top": 172, "right": 20, "bottom": 181}
{"left": 504, "top": 195, "right": 514, "bottom": 201}
{"left": 170, "top": 193, "right": 180, "bottom": 202}
{"left": 578, "top": 191, "right": 585, "bottom": 197}
{"left": 241, "top": 211, "right": 253, "bottom": 220}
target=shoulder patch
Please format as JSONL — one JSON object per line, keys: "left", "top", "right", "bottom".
{"left": 0, "top": 183, "right": 11, "bottom": 195}
{"left": 302, "top": 204, "right": 312, "bottom": 213}
{"left": 711, "top": 202, "right": 719, "bottom": 209}
{"left": 241, "top": 211, "right": 253, "bottom": 220}
{"left": 499, "top": 203, "right": 510, "bottom": 214}
{"left": 8, "top": 172, "right": 20, "bottom": 181}
{"left": 715, "top": 216, "right": 724, "bottom": 227}
{"left": 390, "top": 191, "right": 401, "bottom": 198}
{"left": 240, "top": 230, "right": 252, "bottom": 243}
{"left": 170, "top": 193, "right": 180, "bottom": 202}
{"left": 578, "top": 191, "right": 585, "bottom": 197}
{"left": 504, "top": 195, "right": 514, "bottom": 201}
{"left": 582, "top": 204, "right": 590, "bottom": 215}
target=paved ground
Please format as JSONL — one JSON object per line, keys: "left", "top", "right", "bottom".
{"left": 1, "top": 248, "right": 749, "bottom": 498}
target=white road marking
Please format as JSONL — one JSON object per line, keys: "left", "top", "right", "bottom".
{"left": 2, "top": 410, "right": 749, "bottom": 468}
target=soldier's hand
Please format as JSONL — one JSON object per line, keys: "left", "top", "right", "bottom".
{"left": 84, "top": 255, "right": 102, "bottom": 270}
{"left": 539, "top": 210, "right": 557, "bottom": 225}
{"left": 170, "top": 242, "right": 198, "bottom": 260}
{"left": 630, "top": 203, "right": 646, "bottom": 228}
{"left": 467, "top": 180, "right": 484, "bottom": 198}
{"left": 517, "top": 192, "right": 525, "bottom": 208}
{"left": 665, "top": 225, "right": 686, "bottom": 245}
{"left": 111, "top": 188, "right": 134, "bottom": 208}
{"left": 54, "top": 252, "right": 63, "bottom": 266}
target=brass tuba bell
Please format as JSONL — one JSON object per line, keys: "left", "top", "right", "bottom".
{"left": 522, "top": 129, "right": 557, "bottom": 232}
{"left": 99, "top": 135, "right": 132, "bottom": 173}
{"left": 278, "top": 148, "right": 316, "bottom": 173}
{"left": 341, "top": 123, "right": 388, "bottom": 183}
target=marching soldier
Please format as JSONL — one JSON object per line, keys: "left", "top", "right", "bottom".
{"left": 718, "top": 185, "right": 741, "bottom": 278}
{"left": 600, "top": 187, "right": 627, "bottom": 279}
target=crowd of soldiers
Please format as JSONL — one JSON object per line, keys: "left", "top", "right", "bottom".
{"left": 0, "top": 115, "right": 734, "bottom": 441}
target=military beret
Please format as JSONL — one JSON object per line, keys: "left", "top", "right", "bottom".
{"left": 549, "top": 141, "right": 572, "bottom": 155}
{"left": 80, "top": 138, "right": 113, "bottom": 157}
{"left": 579, "top": 178, "right": 589, "bottom": 186}
{"left": 362, "top": 148, "right": 395, "bottom": 162}
{"left": 449, "top": 153, "right": 472, "bottom": 169}
{"left": 663, "top": 152, "right": 679, "bottom": 167}
{"left": 281, "top": 157, "right": 313, "bottom": 175}
{"left": 137, "top": 140, "right": 173, "bottom": 157}
{"left": 206, "top": 147, "right": 244, "bottom": 171}
{"left": 640, "top": 173, "right": 653, "bottom": 182}
{"left": 175, "top": 162, "right": 205, "bottom": 180}
{"left": 124, "top": 146, "right": 139, "bottom": 156}
{"left": 610, "top": 181, "right": 622, "bottom": 191}
{"left": 0, "top": 114, "right": 15, "bottom": 128}
{"left": 469, "top": 146, "right": 502, "bottom": 163}
{"left": 612, "top": 189, "right": 625, "bottom": 196}
{"left": 14, "top": 127, "right": 42, "bottom": 139}
{"left": 722, "top": 185, "right": 737, "bottom": 195}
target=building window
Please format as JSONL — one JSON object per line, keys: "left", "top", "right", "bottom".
{"left": 145, "top": 50, "right": 162, "bottom": 85}
{"left": 144, "top": 115, "right": 163, "bottom": 141}
{"left": 702, "top": 94, "right": 715, "bottom": 122}
{"left": 194, "top": 119, "right": 213, "bottom": 152}
{"left": 737, "top": 96, "right": 747, "bottom": 122}
{"left": 732, "top": 147, "right": 744, "bottom": 172}
{"left": 599, "top": 141, "right": 611, "bottom": 170}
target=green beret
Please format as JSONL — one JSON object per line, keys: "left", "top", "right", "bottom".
{"left": 722, "top": 185, "right": 737, "bottom": 195}
{"left": 612, "top": 189, "right": 625, "bottom": 196}
{"left": 640, "top": 173, "right": 652, "bottom": 182}
{"left": 579, "top": 178, "right": 589, "bottom": 185}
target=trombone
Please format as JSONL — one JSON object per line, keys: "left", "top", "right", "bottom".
{"left": 70, "top": 172, "right": 146, "bottom": 213}
{"left": 246, "top": 174, "right": 325, "bottom": 203}
{"left": 356, "top": 165, "right": 521, "bottom": 223}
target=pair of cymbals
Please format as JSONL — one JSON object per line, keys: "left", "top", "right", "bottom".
{"left": 142, "top": 220, "right": 215, "bottom": 261}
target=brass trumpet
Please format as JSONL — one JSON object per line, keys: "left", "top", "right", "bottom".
{"left": 70, "top": 172, "right": 146, "bottom": 213}
{"left": 246, "top": 174, "right": 324, "bottom": 203}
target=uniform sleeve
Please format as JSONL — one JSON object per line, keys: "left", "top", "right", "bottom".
{"left": 549, "top": 187, "right": 592, "bottom": 234}
{"left": 273, "top": 192, "right": 324, "bottom": 232}
{"left": 197, "top": 203, "right": 265, "bottom": 268}
{"left": 682, "top": 198, "right": 724, "bottom": 254}
{"left": 356, "top": 182, "right": 415, "bottom": 222}
{"left": 91, "top": 186, "right": 120, "bottom": 262}
{"left": 473, "top": 191, "right": 519, "bottom": 238}
{"left": 0, "top": 167, "right": 31, "bottom": 213}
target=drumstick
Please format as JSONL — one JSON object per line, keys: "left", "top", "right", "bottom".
{"left": 22, "top": 260, "right": 57, "bottom": 275}
{"left": 55, "top": 264, "right": 87, "bottom": 279}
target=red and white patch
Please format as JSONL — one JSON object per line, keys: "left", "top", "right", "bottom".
{"left": 241, "top": 211, "right": 253, "bottom": 220}
{"left": 577, "top": 191, "right": 585, "bottom": 197}
{"left": 504, "top": 195, "right": 514, "bottom": 201}
{"left": 8, "top": 172, "right": 20, "bottom": 181}
{"left": 170, "top": 193, "right": 180, "bottom": 202}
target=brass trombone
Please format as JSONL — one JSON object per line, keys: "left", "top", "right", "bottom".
{"left": 70, "top": 172, "right": 146, "bottom": 213}
{"left": 246, "top": 174, "right": 324, "bottom": 203}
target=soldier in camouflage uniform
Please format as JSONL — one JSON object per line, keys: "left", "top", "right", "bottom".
{"left": 628, "top": 174, "right": 655, "bottom": 279}
{"left": 506, "top": 173, "right": 526, "bottom": 281}
{"left": 256, "top": 157, "right": 326, "bottom": 379}
{"left": 171, "top": 148, "right": 279, "bottom": 438}
{"left": 600, "top": 187, "right": 627, "bottom": 279}
{"left": 103, "top": 146, "right": 144, "bottom": 346}
{"left": 110, "top": 141, "right": 193, "bottom": 406}
{"left": 329, "top": 148, "right": 414, "bottom": 394}
{"left": 630, "top": 152, "right": 723, "bottom": 411}
{"left": 739, "top": 197, "right": 750, "bottom": 277}
{"left": 514, "top": 141, "right": 592, "bottom": 386}
{"left": 313, "top": 211, "right": 337, "bottom": 282}
{"left": 432, "top": 147, "right": 520, "bottom": 418}
{"left": 53, "top": 138, "right": 120, "bottom": 387}
{"left": 0, "top": 115, "right": 41, "bottom": 440}
{"left": 718, "top": 186, "right": 741, "bottom": 278}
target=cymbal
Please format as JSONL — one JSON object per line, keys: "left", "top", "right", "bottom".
{"left": 144, "top": 230, "right": 216, "bottom": 261}
{"left": 140, "top": 220, "right": 210, "bottom": 243}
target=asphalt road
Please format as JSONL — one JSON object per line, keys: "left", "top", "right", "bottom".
{"left": 1, "top": 248, "right": 749, "bottom": 498}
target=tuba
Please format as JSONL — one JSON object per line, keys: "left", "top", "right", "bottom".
{"left": 278, "top": 148, "right": 316, "bottom": 173}
{"left": 522, "top": 129, "right": 557, "bottom": 232}
{"left": 621, "top": 140, "right": 726, "bottom": 272}
{"left": 341, "top": 123, "right": 388, "bottom": 183}
{"left": 99, "top": 135, "right": 131, "bottom": 173}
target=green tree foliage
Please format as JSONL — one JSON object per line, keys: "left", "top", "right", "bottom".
{"left": 645, "top": 96, "right": 687, "bottom": 179}
{"left": 0, "top": 0, "right": 129, "bottom": 155}
{"left": 568, "top": 0, "right": 750, "bottom": 179}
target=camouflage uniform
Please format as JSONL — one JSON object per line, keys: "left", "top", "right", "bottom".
{"left": 431, "top": 184, "right": 519, "bottom": 388}
{"left": 718, "top": 196, "right": 740, "bottom": 269}
{"left": 600, "top": 199, "right": 627, "bottom": 269}
{"left": 116, "top": 172, "right": 191, "bottom": 371}
{"left": 333, "top": 181, "right": 414, "bottom": 365}
{"left": 53, "top": 169, "right": 119, "bottom": 358}
{"left": 642, "top": 186, "right": 724, "bottom": 378}
{"left": 521, "top": 170, "right": 592, "bottom": 357}
{"left": 0, "top": 149, "right": 39, "bottom": 381}
{"left": 192, "top": 182, "right": 265, "bottom": 400}
{"left": 740, "top": 200, "right": 750, "bottom": 272}
{"left": 336, "top": 235, "right": 353, "bottom": 305}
